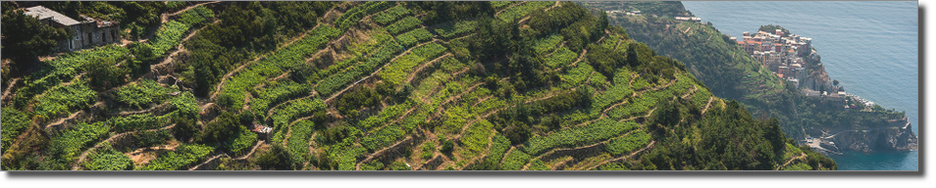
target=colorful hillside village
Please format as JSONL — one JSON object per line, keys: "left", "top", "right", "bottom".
{"left": 734, "top": 29, "right": 872, "bottom": 110}
{"left": 735, "top": 29, "right": 813, "bottom": 90}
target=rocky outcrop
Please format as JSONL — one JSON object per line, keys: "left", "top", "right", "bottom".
{"left": 879, "top": 124, "right": 918, "bottom": 151}
{"left": 829, "top": 117, "right": 917, "bottom": 154}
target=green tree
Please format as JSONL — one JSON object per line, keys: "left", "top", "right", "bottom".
{"left": 1, "top": 7, "right": 73, "bottom": 73}
{"left": 84, "top": 56, "right": 129, "bottom": 90}
{"left": 253, "top": 144, "right": 295, "bottom": 170}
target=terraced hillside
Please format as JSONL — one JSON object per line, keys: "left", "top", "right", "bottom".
{"left": 586, "top": 1, "right": 916, "bottom": 155}
{"left": 2, "top": 1, "right": 834, "bottom": 170}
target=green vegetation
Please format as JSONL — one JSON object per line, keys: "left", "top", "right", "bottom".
{"left": 379, "top": 42, "right": 447, "bottom": 85}
{"left": 1, "top": 1, "right": 837, "bottom": 171}
{"left": 316, "top": 39, "right": 402, "bottom": 96}
{"left": 34, "top": 82, "right": 97, "bottom": 118}
{"left": 287, "top": 121, "right": 317, "bottom": 162}
{"left": 1, "top": 108, "right": 31, "bottom": 154}
{"left": 115, "top": 80, "right": 173, "bottom": 109}
{"left": 374, "top": 5, "right": 413, "bottom": 25}
{"left": 216, "top": 25, "right": 340, "bottom": 108}
{"left": 1, "top": 4, "right": 72, "bottom": 73}
{"left": 491, "top": 1, "right": 516, "bottom": 10}
{"left": 528, "top": 158, "right": 550, "bottom": 170}
{"left": 605, "top": 130, "right": 651, "bottom": 155}
{"left": 82, "top": 144, "right": 133, "bottom": 170}
{"left": 596, "top": 1, "right": 908, "bottom": 153}
{"left": 335, "top": 1, "right": 393, "bottom": 31}
{"left": 501, "top": 149, "right": 532, "bottom": 170}
{"left": 460, "top": 120, "right": 494, "bottom": 157}
{"left": 228, "top": 127, "right": 257, "bottom": 156}
{"left": 496, "top": 1, "right": 555, "bottom": 22}
{"left": 249, "top": 81, "right": 311, "bottom": 119}
{"left": 141, "top": 144, "right": 214, "bottom": 170}
{"left": 147, "top": 21, "right": 191, "bottom": 56}
{"left": 44, "top": 122, "right": 110, "bottom": 169}
{"left": 107, "top": 113, "right": 173, "bottom": 133}
{"left": 270, "top": 98, "right": 326, "bottom": 143}
{"left": 420, "top": 142, "right": 436, "bottom": 160}
{"left": 524, "top": 119, "right": 638, "bottom": 155}
{"left": 534, "top": 34, "right": 563, "bottom": 55}
{"left": 13, "top": 44, "right": 128, "bottom": 109}
{"left": 435, "top": 20, "right": 477, "bottom": 39}
{"left": 396, "top": 28, "right": 433, "bottom": 48}
{"left": 386, "top": 16, "right": 423, "bottom": 35}
{"left": 545, "top": 47, "right": 578, "bottom": 68}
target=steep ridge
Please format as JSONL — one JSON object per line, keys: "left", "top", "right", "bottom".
{"left": 2, "top": 1, "right": 837, "bottom": 171}
{"left": 584, "top": 1, "right": 915, "bottom": 157}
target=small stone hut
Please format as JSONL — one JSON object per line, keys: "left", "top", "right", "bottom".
{"left": 22, "top": 5, "right": 121, "bottom": 52}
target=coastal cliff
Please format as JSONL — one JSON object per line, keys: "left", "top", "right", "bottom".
{"left": 794, "top": 32, "right": 917, "bottom": 155}
{"left": 820, "top": 116, "right": 918, "bottom": 155}
{"left": 587, "top": 1, "right": 917, "bottom": 158}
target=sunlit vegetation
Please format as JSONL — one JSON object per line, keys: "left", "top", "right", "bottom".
{"left": 1, "top": 1, "right": 836, "bottom": 171}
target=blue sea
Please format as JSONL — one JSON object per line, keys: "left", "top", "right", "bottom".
{"left": 681, "top": 1, "right": 918, "bottom": 171}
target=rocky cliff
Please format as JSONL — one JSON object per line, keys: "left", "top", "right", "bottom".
{"left": 823, "top": 116, "right": 918, "bottom": 155}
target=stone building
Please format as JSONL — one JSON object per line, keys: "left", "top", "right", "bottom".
{"left": 22, "top": 6, "right": 121, "bottom": 52}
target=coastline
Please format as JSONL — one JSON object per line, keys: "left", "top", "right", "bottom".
{"left": 589, "top": 1, "right": 918, "bottom": 170}
{"left": 735, "top": 26, "right": 918, "bottom": 156}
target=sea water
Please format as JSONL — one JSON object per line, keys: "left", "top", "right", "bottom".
{"left": 681, "top": 1, "right": 918, "bottom": 170}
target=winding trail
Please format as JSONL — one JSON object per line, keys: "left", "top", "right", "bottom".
{"left": 453, "top": 85, "right": 562, "bottom": 140}
{"left": 188, "top": 153, "right": 230, "bottom": 170}
{"left": 1, "top": 78, "right": 20, "bottom": 103}
{"left": 324, "top": 40, "right": 438, "bottom": 104}
{"left": 587, "top": 140, "right": 656, "bottom": 170}
{"left": 455, "top": 129, "right": 498, "bottom": 170}
{"left": 45, "top": 111, "right": 83, "bottom": 130}
{"left": 556, "top": 49, "right": 587, "bottom": 72}
{"left": 404, "top": 53, "right": 452, "bottom": 84}
{"left": 281, "top": 115, "right": 318, "bottom": 146}
{"left": 500, "top": 147, "right": 518, "bottom": 166}
{"left": 210, "top": 27, "right": 316, "bottom": 100}
{"left": 550, "top": 157, "right": 574, "bottom": 170}
{"left": 524, "top": 131, "right": 637, "bottom": 170}
{"left": 681, "top": 85, "right": 699, "bottom": 99}
{"left": 45, "top": 101, "right": 104, "bottom": 130}
{"left": 776, "top": 152, "right": 807, "bottom": 170}
{"left": 264, "top": 93, "right": 317, "bottom": 123}
{"left": 72, "top": 123, "right": 177, "bottom": 170}
{"left": 161, "top": 1, "right": 221, "bottom": 24}
{"left": 199, "top": 102, "right": 217, "bottom": 113}
{"left": 355, "top": 135, "right": 415, "bottom": 170}
{"left": 451, "top": 66, "right": 472, "bottom": 78}
{"left": 471, "top": 96, "right": 494, "bottom": 108}
{"left": 543, "top": 42, "right": 566, "bottom": 57}
{"left": 617, "top": 107, "right": 656, "bottom": 124}
{"left": 603, "top": 100, "right": 629, "bottom": 114}
{"left": 428, "top": 82, "right": 484, "bottom": 121}
{"left": 700, "top": 96, "right": 715, "bottom": 115}
{"left": 495, "top": 1, "right": 526, "bottom": 17}
{"left": 149, "top": 19, "right": 220, "bottom": 76}
{"left": 595, "top": 32, "right": 609, "bottom": 44}
{"left": 116, "top": 102, "right": 171, "bottom": 116}
{"left": 235, "top": 140, "right": 266, "bottom": 160}
{"left": 613, "top": 38, "right": 626, "bottom": 50}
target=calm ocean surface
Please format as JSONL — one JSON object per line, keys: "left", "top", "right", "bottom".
{"left": 681, "top": 1, "right": 918, "bottom": 170}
